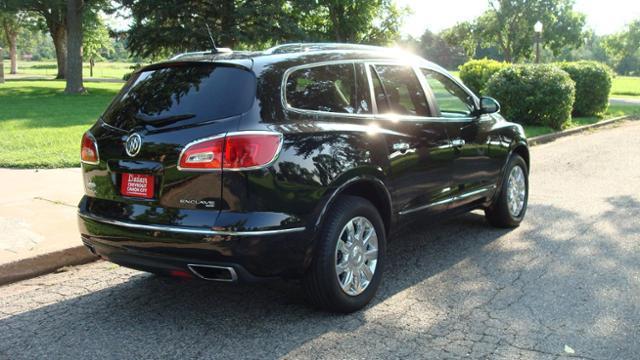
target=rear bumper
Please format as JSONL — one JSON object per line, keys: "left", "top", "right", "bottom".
{"left": 78, "top": 211, "right": 313, "bottom": 281}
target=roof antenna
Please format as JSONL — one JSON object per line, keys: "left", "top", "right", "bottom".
{"left": 205, "top": 24, "right": 218, "bottom": 53}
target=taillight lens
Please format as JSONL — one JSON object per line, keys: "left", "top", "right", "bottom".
{"left": 178, "top": 132, "right": 282, "bottom": 171}
{"left": 81, "top": 132, "right": 99, "bottom": 164}
{"left": 178, "top": 137, "right": 225, "bottom": 170}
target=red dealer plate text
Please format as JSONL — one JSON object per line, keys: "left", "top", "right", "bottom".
{"left": 121, "top": 173, "right": 154, "bottom": 199}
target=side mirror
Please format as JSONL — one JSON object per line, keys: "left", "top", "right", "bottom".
{"left": 479, "top": 96, "right": 500, "bottom": 115}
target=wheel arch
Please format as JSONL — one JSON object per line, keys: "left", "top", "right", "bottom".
{"left": 313, "top": 176, "right": 393, "bottom": 236}
{"left": 511, "top": 143, "right": 530, "bottom": 171}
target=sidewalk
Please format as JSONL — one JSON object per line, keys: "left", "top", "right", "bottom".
{"left": 0, "top": 168, "right": 96, "bottom": 284}
{"left": 610, "top": 97, "right": 640, "bottom": 105}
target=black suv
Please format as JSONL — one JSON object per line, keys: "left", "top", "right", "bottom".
{"left": 78, "top": 43, "right": 529, "bottom": 312}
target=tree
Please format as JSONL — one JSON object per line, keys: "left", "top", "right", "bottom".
{"left": 291, "top": 0, "right": 405, "bottom": 44}
{"left": 83, "top": 14, "right": 112, "bottom": 77}
{"left": 410, "top": 29, "right": 467, "bottom": 70}
{"left": 476, "top": 0, "right": 586, "bottom": 62}
{"left": 440, "top": 21, "right": 478, "bottom": 59}
{"left": 3, "top": 0, "right": 110, "bottom": 80}
{"left": 602, "top": 19, "right": 640, "bottom": 75}
{"left": 119, "top": 0, "right": 296, "bottom": 58}
{"left": 0, "top": 45, "right": 4, "bottom": 83}
{"left": 65, "top": 0, "right": 84, "bottom": 93}
{"left": 5, "top": 0, "right": 68, "bottom": 78}
{"left": 0, "top": 10, "right": 26, "bottom": 74}
{"left": 118, "top": 0, "right": 405, "bottom": 59}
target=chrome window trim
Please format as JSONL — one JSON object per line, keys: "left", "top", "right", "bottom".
{"left": 280, "top": 59, "right": 479, "bottom": 123}
{"left": 281, "top": 60, "right": 374, "bottom": 118}
{"left": 365, "top": 61, "right": 433, "bottom": 118}
{"left": 78, "top": 212, "right": 306, "bottom": 236}
{"left": 176, "top": 130, "right": 284, "bottom": 172}
{"left": 364, "top": 61, "right": 458, "bottom": 122}
{"left": 398, "top": 185, "right": 497, "bottom": 216}
{"left": 80, "top": 131, "right": 100, "bottom": 166}
{"left": 418, "top": 67, "right": 480, "bottom": 119}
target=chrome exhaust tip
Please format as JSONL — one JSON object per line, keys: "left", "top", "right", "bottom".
{"left": 187, "top": 264, "right": 238, "bottom": 282}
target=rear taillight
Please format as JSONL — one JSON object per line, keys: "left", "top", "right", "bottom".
{"left": 178, "top": 132, "right": 282, "bottom": 171}
{"left": 81, "top": 132, "right": 99, "bottom": 165}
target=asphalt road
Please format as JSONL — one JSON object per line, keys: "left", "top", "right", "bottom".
{"left": 1, "top": 121, "right": 639, "bottom": 360}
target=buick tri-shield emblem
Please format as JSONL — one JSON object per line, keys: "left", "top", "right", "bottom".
{"left": 125, "top": 133, "right": 142, "bottom": 157}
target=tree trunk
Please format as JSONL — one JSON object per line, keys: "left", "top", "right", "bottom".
{"left": 65, "top": 0, "right": 85, "bottom": 94}
{"left": 9, "top": 32, "right": 17, "bottom": 74}
{"left": 90, "top": 57, "right": 94, "bottom": 78}
{"left": 328, "top": 6, "right": 344, "bottom": 42}
{"left": 51, "top": 24, "right": 67, "bottom": 79}
{"left": 1, "top": 21, "right": 18, "bottom": 74}
{"left": 0, "top": 47, "right": 4, "bottom": 84}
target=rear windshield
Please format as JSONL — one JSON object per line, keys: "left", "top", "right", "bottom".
{"left": 102, "top": 64, "right": 256, "bottom": 129}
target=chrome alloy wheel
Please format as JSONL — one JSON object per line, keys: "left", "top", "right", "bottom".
{"left": 334, "top": 216, "right": 379, "bottom": 296}
{"left": 507, "top": 165, "right": 527, "bottom": 217}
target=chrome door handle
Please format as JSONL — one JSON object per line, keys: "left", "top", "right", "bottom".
{"left": 393, "top": 142, "right": 410, "bottom": 153}
{"left": 451, "top": 139, "right": 465, "bottom": 147}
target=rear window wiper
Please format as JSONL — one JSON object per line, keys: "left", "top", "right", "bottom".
{"left": 134, "top": 113, "right": 196, "bottom": 126}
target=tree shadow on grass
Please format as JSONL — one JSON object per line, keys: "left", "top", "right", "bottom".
{"left": 0, "top": 83, "right": 120, "bottom": 129}
{"left": 0, "top": 196, "right": 638, "bottom": 359}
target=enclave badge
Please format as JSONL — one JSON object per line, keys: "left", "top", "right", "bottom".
{"left": 125, "top": 133, "right": 142, "bottom": 157}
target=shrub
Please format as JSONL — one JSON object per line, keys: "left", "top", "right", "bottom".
{"left": 557, "top": 61, "right": 613, "bottom": 117}
{"left": 459, "top": 59, "right": 508, "bottom": 95}
{"left": 485, "top": 64, "right": 575, "bottom": 130}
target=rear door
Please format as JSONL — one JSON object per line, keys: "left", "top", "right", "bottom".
{"left": 419, "top": 68, "right": 499, "bottom": 208}
{"left": 365, "top": 63, "right": 455, "bottom": 218}
{"left": 82, "top": 63, "right": 256, "bottom": 224}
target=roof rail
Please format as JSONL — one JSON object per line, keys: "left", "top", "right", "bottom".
{"left": 264, "top": 43, "right": 387, "bottom": 55}
{"left": 170, "top": 48, "right": 233, "bottom": 60}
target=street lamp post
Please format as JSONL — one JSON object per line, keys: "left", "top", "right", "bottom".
{"left": 534, "top": 21, "right": 543, "bottom": 64}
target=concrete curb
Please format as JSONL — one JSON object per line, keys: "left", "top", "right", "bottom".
{"left": 0, "top": 246, "right": 98, "bottom": 286}
{"left": 529, "top": 115, "right": 632, "bottom": 146}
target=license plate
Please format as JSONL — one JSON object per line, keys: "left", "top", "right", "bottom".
{"left": 121, "top": 173, "right": 154, "bottom": 198}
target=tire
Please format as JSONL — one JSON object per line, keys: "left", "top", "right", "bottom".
{"left": 485, "top": 154, "right": 529, "bottom": 228}
{"left": 304, "top": 195, "right": 386, "bottom": 313}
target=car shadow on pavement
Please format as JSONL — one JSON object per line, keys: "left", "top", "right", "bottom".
{"left": 1, "top": 196, "right": 639, "bottom": 359}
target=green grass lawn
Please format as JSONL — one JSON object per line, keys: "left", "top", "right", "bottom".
{"left": 610, "top": 76, "right": 640, "bottom": 99}
{"left": 0, "top": 80, "right": 123, "bottom": 168}
{"left": 524, "top": 103, "right": 640, "bottom": 137}
{"left": 3, "top": 61, "right": 135, "bottom": 80}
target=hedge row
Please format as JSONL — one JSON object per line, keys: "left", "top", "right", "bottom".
{"left": 485, "top": 65, "right": 575, "bottom": 130}
{"left": 556, "top": 61, "right": 613, "bottom": 117}
{"left": 459, "top": 59, "right": 612, "bottom": 130}
{"left": 459, "top": 59, "right": 508, "bottom": 95}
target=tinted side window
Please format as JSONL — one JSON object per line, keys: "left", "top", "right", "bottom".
{"left": 286, "top": 63, "right": 369, "bottom": 114}
{"left": 370, "top": 65, "right": 428, "bottom": 117}
{"left": 421, "top": 69, "right": 475, "bottom": 118}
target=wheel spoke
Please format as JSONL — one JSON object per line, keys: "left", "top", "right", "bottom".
{"left": 362, "top": 226, "right": 373, "bottom": 246}
{"left": 362, "top": 265, "right": 374, "bottom": 282}
{"left": 365, "top": 248, "right": 378, "bottom": 261}
{"left": 336, "top": 260, "right": 349, "bottom": 274}
{"left": 341, "top": 270, "right": 353, "bottom": 291}
{"left": 352, "top": 270, "right": 361, "bottom": 293}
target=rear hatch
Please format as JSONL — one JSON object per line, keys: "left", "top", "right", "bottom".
{"left": 81, "top": 62, "right": 256, "bottom": 226}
